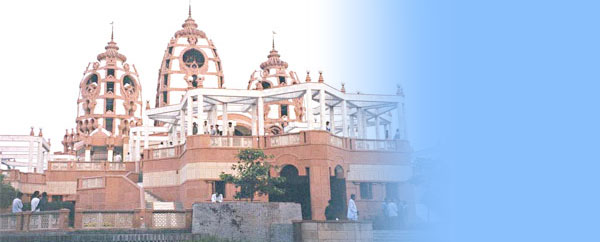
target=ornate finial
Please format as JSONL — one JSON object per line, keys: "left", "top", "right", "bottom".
{"left": 318, "top": 71, "right": 324, "bottom": 83}
{"left": 146, "top": 100, "right": 151, "bottom": 110}
{"left": 30, "top": 127, "right": 35, "bottom": 136}
{"left": 188, "top": 0, "right": 192, "bottom": 18}
{"left": 272, "top": 31, "right": 276, "bottom": 50}
{"left": 110, "top": 21, "right": 114, "bottom": 41}
{"left": 396, "top": 84, "right": 404, "bottom": 96}
{"left": 38, "top": 128, "right": 43, "bottom": 137}
{"left": 341, "top": 83, "right": 346, "bottom": 93}
{"left": 305, "top": 71, "right": 311, "bottom": 82}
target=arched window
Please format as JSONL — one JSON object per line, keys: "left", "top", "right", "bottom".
{"left": 182, "top": 49, "right": 205, "bottom": 69}
{"left": 261, "top": 82, "right": 271, "bottom": 89}
{"left": 123, "top": 76, "right": 135, "bottom": 87}
{"left": 86, "top": 74, "right": 98, "bottom": 85}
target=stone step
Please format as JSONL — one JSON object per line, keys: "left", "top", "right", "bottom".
{"left": 374, "top": 230, "right": 419, "bottom": 242}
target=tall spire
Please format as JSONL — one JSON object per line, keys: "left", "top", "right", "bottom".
{"left": 110, "top": 21, "right": 114, "bottom": 41}
{"left": 272, "top": 31, "right": 276, "bottom": 50}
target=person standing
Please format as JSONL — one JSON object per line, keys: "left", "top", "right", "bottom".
{"left": 393, "top": 129, "right": 401, "bottom": 140}
{"left": 192, "top": 122, "right": 198, "bottom": 135}
{"left": 38, "top": 192, "right": 48, "bottom": 211}
{"left": 12, "top": 192, "right": 23, "bottom": 213}
{"left": 203, "top": 121, "right": 210, "bottom": 134}
{"left": 30, "top": 191, "right": 40, "bottom": 212}
{"left": 325, "top": 200, "right": 336, "bottom": 220}
{"left": 387, "top": 198, "right": 399, "bottom": 229}
{"left": 347, "top": 194, "right": 358, "bottom": 221}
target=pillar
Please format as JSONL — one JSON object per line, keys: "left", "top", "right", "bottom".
{"left": 251, "top": 104, "right": 257, "bottom": 136}
{"left": 341, "top": 100, "right": 348, "bottom": 137}
{"left": 257, "top": 97, "right": 265, "bottom": 135}
{"left": 357, "top": 108, "right": 364, "bottom": 139}
{"left": 375, "top": 114, "right": 380, "bottom": 140}
{"left": 28, "top": 141, "right": 33, "bottom": 172}
{"left": 135, "top": 131, "right": 141, "bottom": 161}
{"left": 36, "top": 141, "right": 43, "bottom": 173}
{"left": 85, "top": 146, "right": 91, "bottom": 162}
{"left": 222, "top": 103, "right": 228, "bottom": 136}
{"left": 309, "top": 165, "right": 331, "bottom": 220}
{"left": 305, "top": 88, "right": 313, "bottom": 129}
{"left": 329, "top": 104, "right": 335, "bottom": 133}
{"left": 187, "top": 96, "right": 193, "bottom": 136}
{"left": 319, "top": 89, "right": 326, "bottom": 130}
{"left": 349, "top": 115, "right": 356, "bottom": 138}
{"left": 197, "top": 94, "right": 204, "bottom": 132}
{"left": 107, "top": 148, "right": 114, "bottom": 162}
{"left": 179, "top": 105, "right": 185, "bottom": 144}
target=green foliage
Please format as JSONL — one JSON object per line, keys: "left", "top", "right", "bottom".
{"left": 219, "top": 149, "right": 285, "bottom": 201}
{"left": 0, "top": 174, "right": 20, "bottom": 209}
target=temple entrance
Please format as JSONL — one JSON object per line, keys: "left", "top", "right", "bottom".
{"left": 234, "top": 126, "right": 251, "bottom": 136}
{"left": 330, "top": 165, "right": 347, "bottom": 220}
{"left": 269, "top": 165, "right": 312, "bottom": 219}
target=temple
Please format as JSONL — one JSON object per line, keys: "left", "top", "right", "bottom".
{"left": 1, "top": 8, "right": 413, "bottom": 228}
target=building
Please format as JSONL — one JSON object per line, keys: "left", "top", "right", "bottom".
{"left": 0, "top": 128, "right": 50, "bottom": 173}
{"left": 2, "top": 7, "right": 413, "bottom": 223}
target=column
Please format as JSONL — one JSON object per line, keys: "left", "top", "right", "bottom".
{"left": 309, "top": 165, "right": 332, "bottom": 220}
{"left": 396, "top": 103, "right": 406, "bottom": 139}
{"left": 356, "top": 108, "right": 364, "bottom": 138}
{"left": 197, "top": 94, "right": 204, "bottom": 133}
{"left": 107, "top": 148, "right": 114, "bottom": 162}
{"left": 36, "top": 142, "right": 43, "bottom": 173}
{"left": 319, "top": 89, "right": 326, "bottom": 130}
{"left": 186, "top": 96, "right": 193, "bottom": 136}
{"left": 375, "top": 115, "right": 380, "bottom": 140}
{"left": 179, "top": 106, "right": 185, "bottom": 144}
{"left": 305, "top": 88, "right": 313, "bottom": 129}
{"left": 251, "top": 104, "right": 257, "bottom": 136}
{"left": 361, "top": 109, "right": 367, "bottom": 138}
{"left": 341, "top": 100, "right": 348, "bottom": 137}
{"left": 143, "top": 125, "right": 149, "bottom": 150}
{"left": 329, "top": 104, "right": 335, "bottom": 133}
{"left": 349, "top": 114, "right": 356, "bottom": 137}
{"left": 135, "top": 131, "right": 141, "bottom": 161}
{"left": 257, "top": 97, "right": 265, "bottom": 135}
{"left": 222, "top": 103, "right": 228, "bottom": 136}
{"left": 28, "top": 141, "right": 33, "bottom": 172}
{"left": 85, "top": 146, "right": 91, "bottom": 162}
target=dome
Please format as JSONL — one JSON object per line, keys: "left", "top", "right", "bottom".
{"left": 154, "top": 9, "right": 224, "bottom": 107}
{"left": 259, "top": 49, "right": 288, "bottom": 70}
{"left": 97, "top": 40, "right": 127, "bottom": 62}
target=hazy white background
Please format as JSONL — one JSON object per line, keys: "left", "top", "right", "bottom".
{"left": 0, "top": 0, "right": 418, "bottom": 152}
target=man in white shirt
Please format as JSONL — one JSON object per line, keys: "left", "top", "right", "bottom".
{"left": 203, "top": 121, "right": 210, "bottom": 134}
{"left": 30, "top": 191, "right": 40, "bottom": 212}
{"left": 12, "top": 192, "right": 23, "bottom": 213}
{"left": 227, "top": 122, "right": 235, "bottom": 136}
{"left": 347, "top": 194, "right": 358, "bottom": 221}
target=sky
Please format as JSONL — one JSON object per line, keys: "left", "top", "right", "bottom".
{"left": 0, "top": 0, "right": 428, "bottom": 152}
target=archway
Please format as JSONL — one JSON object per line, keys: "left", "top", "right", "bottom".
{"left": 269, "top": 165, "right": 312, "bottom": 219}
{"left": 234, "top": 125, "right": 251, "bottom": 136}
{"left": 330, "top": 165, "right": 347, "bottom": 220}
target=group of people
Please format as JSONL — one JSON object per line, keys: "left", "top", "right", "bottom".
{"left": 324, "top": 194, "right": 406, "bottom": 229}
{"left": 192, "top": 120, "right": 235, "bottom": 136}
{"left": 210, "top": 193, "right": 224, "bottom": 203}
{"left": 12, "top": 191, "right": 49, "bottom": 213}
{"left": 324, "top": 194, "right": 360, "bottom": 221}
{"left": 381, "top": 197, "right": 406, "bottom": 229}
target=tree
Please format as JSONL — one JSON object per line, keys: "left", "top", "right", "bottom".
{"left": 219, "top": 149, "right": 285, "bottom": 201}
{"left": 0, "top": 174, "right": 20, "bottom": 208}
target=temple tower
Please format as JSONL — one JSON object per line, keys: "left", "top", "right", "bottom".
{"left": 155, "top": 7, "right": 224, "bottom": 108}
{"left": 247, "top": 40, "right": 306, "bottom": 134}
{"left": 66, "top": 30, "right": 142, "bottom": 161}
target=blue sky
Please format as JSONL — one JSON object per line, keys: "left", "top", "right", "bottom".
{"left": 335, "top": 1, "right": 600, "bottom": 241}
